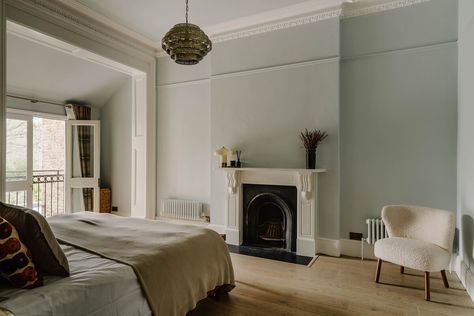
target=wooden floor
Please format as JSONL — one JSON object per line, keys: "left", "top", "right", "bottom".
{"left": 189, "top": 253, "right": 474, "bottom": 316}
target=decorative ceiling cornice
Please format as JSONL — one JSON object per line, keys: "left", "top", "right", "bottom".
{"left": 6, "top": 0, "right": 156, "bottom": 58}
{"left": 211, "top": 7, "right": 342, "bottom": 44}
{"left": 341, "top": 0, "right": 431, "bottom": 19}
{"left": 17, "top": 0, "right": 432, "bottom": 57}
{"left": 210, "top": 0, "right": 432, "bottom": 44}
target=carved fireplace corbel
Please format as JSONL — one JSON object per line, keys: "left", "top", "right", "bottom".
{"left": 298, "top": 172, "right": 313, "bottom": 200}
{"left": 226, "top": 170, "right": 239, "bottom": 195}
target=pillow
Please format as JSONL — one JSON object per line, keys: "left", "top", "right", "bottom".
{"left": 0, "top": 217, "right": 42, "bottom": 288}
{"left": 0, "top": 203, "right": 69, "bottom": 276}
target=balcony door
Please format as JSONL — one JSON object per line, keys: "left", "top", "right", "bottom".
{"left": 6, "top": 111, "right": 66, "bottom": 216}
{"left": 6, "top": 113, "right": 33, "bottom": 208}
{"left": 65, "top": 120, "right": 100, "bottom": 213}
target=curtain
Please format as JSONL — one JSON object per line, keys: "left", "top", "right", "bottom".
{"left": 71, "top": 104, "right": 93, "bottom": 211}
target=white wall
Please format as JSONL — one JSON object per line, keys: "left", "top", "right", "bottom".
{"left": 101, "top": 78, "right": 132, "bottom": 215}
{"left": 6, "top": 31, "right": 129, "bottom": 109}
{"left": 457, "top": 0, "right": 474, "bottom": 301}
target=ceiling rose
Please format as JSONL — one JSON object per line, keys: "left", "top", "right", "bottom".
{"left": 161, "top": 0, "right": 212, "bottom": 65}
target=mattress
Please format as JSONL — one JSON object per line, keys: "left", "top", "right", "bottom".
{"left": 0, "top": 244, "right": 151, "bottom": 316}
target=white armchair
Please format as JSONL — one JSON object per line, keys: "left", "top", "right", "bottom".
{"left": 374, "top": 205, "right": 455, "bottom": 301}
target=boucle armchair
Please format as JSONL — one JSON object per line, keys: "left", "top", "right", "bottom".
{"left": 374, "top": 205, "right": 455, "bottom": 301}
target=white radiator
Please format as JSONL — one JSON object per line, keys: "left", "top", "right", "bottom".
{"left": 160, "top": 199, "right": 202, "bottom": 221}
{"left": 365, "top": 218, "right": 388, "bottom": 245}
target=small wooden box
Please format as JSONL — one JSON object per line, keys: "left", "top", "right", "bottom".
{"left": 100, "top": 188, "right": 111, "bottom": 213}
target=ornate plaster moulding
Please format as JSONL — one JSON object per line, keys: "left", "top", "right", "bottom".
{"left": 341, "top": 0, "right": 431, "bottom": 19}
{"left": 8, "top": 0, "right": 156, "bottom": 58}
{"left": 157, "top": 0, "right": 432, "bottom": 56}
{"left": 209, "top": 7, "right": 343, "bottom": 44}
{"left": 25, "top": 0, "right": 431, "bottom": 57}
{"left": 207, "top": 0, "right": 432, "bottom": 44}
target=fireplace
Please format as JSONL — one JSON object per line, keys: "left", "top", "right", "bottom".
{"left": 243, "top": 184, "right": 297, "bottom": 252}
{"left": 221, "top": 168, "right": 325, "bottom": 257}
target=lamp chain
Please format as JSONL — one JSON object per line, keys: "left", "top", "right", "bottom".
{"left": 185, "top": 0, "right": 189, "bottom": 24}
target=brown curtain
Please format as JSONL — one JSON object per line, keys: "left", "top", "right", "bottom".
{"left": 71, "top": 104, "right": 93, "bottom": 211}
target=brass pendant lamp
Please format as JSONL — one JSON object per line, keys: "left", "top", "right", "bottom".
{"left": 161, "top": 0, "right": 212, "bottom": 65}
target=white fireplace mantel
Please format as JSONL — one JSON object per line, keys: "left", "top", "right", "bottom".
{"left": 219, "top": 167, "right": 326, "bottom": 257}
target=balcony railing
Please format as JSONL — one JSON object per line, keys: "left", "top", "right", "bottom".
{"left": 6, "top": 170, "right": 65, "bottom": 217}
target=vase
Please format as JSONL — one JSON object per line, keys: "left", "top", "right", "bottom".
{"left": 306, "top": 149, "right": 316, "bottom": 169}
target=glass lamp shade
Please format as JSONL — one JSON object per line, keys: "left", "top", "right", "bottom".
{"left": 161, "top": 23, "right": 212, "bottom": 65}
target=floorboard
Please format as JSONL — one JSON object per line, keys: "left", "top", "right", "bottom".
{"left": 189, "top": 254, "right": 474, "bottom": 316}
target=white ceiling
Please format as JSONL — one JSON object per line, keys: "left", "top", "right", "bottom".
{"left": 7, "top": 32, "right": 129, "bottom": 107}
{"left": 74, "top": 0, "right": 332, "bottom": 43}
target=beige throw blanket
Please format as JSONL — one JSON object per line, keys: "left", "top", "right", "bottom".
{"left": 47, "top": 212, "right": 235, "bottom": 316}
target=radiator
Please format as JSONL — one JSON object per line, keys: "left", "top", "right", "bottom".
{"left": 160, "top": 199, "right": 202, "bottom": 221}
{"left": 365, "top": 218, "right": 388, "bottom": 245}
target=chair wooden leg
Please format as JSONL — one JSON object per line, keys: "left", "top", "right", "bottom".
{"left": 375, "top": 259, "right": 382, "bottom": 283}
{"left": 424, "top": 272, "right": 430, "bottom": 301}
{"left": 441, "top": 270, "right": 449, "bottom": 288}
{"left": 400, "top": 266, "right": 404, "bottom": 274}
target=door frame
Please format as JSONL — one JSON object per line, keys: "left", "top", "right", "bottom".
{"left": 0, "top": 1, "right": 156, "bottom": 218}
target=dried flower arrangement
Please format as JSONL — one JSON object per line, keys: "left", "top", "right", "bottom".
{"left": 299, "top": 129, "right": 328, "bottom": 150}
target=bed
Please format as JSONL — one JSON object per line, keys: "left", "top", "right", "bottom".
{"left": 0, "top": 211, "right": 235, "bottom": 316}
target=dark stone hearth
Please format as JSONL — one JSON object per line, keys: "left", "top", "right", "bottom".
{"left": 227, "top": 245, "right": 313, "bottom": 266}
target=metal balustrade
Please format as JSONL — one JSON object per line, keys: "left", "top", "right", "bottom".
{"left": 6, "top": 170, "right": 65, "bottom": 217}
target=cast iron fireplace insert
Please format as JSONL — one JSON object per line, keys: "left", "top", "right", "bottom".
{"left": 242, "top": 184, "right": 297, "bottom": 252}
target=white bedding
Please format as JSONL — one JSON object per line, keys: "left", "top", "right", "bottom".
{"left": 0, "top": 244, "right": 151, "bottom": 316}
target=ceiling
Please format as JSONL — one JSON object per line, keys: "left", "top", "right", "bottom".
{"left": 7, "top": 32, "right": 129, "bottom": 107}
{"left": 74, "top": 0, "right": 335, "bottom": 44}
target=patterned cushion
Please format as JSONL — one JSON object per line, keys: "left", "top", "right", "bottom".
{"left": 0, "top": 202, "right": 69, "bottom": 276}
{"left": 0, "top": 217, "right": 42, "bottom": 288}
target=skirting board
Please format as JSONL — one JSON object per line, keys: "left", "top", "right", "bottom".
{"left": 452, "top": 255, "right": 474, "bottom": 303}
{"left": 208, "top": 224, "right": 226, "bottom": 234}
{"left": 317, "top": 238, "right": 376, "bottom": 260}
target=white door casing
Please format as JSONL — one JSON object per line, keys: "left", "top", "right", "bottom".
{"left": 131, "top": 74, "right": 147, "bottom": 218}
{"left": 1, "top": 1, "right": 156, "bottom": 218}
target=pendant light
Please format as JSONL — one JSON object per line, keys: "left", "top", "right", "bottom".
{"left": 161, "top": 0, "right": 212, "bottom": 65}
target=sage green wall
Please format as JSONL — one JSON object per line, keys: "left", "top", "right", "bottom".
{"left": 457, "top": 0, "right": 474, "bottom": 297}
{"left": 157, "top": 81, "right": 212, "bottom": 215}
{"left": 157, "top": 0, "right": 459, "bottom": 242}
{"left": 157, "top": 19, "right": 341, "bottom": 238}
{"left": 340, "top": 0, "right": 458, "bottom": 239}
{"left": 156, "top": 55, "right": 212, "bottom": 215}
{"left": 157, "top": 55, "right": 210, "bottom": 85}
{"left": 210, "top": 19, "right": 341, "bottom": 238}
{"left": 212, "top": 18, "right": 339, "bottom": 74}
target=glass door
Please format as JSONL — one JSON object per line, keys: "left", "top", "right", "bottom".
{"left": 65, "top": 120, "right": 100, "bottom": 213}
{"left": 6, "top": 112, "right": 66, "bottom": 216}
{"left": 5, "top": 114, "right": 33, "bottom": 208}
